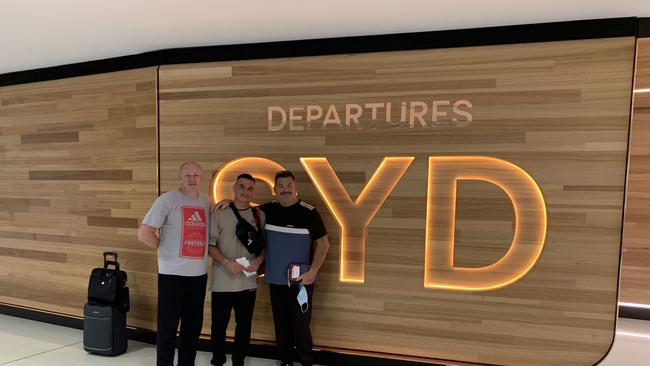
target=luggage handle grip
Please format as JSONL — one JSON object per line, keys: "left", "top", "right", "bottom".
{"left": 103, "top": 251, "right": 120, "bottom": 270}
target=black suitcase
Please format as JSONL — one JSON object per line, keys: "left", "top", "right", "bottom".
{"left": 83, "top": 302, "right": 127, "bottom": 355}
{"left": 84, "top": 252, "right": 129, "bottom": 356}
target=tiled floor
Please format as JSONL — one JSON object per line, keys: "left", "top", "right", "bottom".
{"left": 0, "top": 313, "right": 281, "bottom": 366}
{"left": 597, "top": 317, "right": 650, "bottom": 366}
{"left": 1, "top": 313, "right": 648, "bottom": 365}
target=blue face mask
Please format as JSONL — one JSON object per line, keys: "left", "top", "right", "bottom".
{"left": 297, "top": 285, "right": 309, "bottom": 313}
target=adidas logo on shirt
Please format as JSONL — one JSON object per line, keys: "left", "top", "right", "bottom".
{"left": 184, "top": 211, "right": 206, "bottom": 228}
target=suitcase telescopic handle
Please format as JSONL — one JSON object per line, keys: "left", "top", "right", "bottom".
{"left": 103, "top": 251, "right": 120, "bottom": 270}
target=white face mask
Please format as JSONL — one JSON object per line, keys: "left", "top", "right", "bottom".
{"left": 297, "top": 285, "right": 309, "bottom": 313}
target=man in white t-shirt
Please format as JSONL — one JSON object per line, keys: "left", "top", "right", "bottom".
{"left": 138, "top": 161, "right": 211, "bottom": 366}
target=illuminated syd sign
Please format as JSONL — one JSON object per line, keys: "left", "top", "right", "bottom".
{"left": 212, "top": 156, "right": 547, "bottom": 291}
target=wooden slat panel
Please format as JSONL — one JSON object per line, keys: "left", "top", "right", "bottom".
{"left": 20, "top": 131, "right": 79, "bottom": 144}
{"left": 635, "top": 37, "right": 650, "bottom": 90}
{"left": 28, "top": 170, "right": 133, "bottom": 181}
{"left": 0, "top": 197, "right": 50, "bottom": 211}
{"left": 159, "top": 37, "right": 634, "bottom": 365}
{"left": 159, "top": 79, "right": 499, "bottom": 100}
{"left": 0, "top": 247, "right": 67, "bottom": 263}
{"left": 87, "top": 215, "right": 139, "bottom": 229}
{"left": 0, "top": 68, "right": 158, "bottom": 330}
{"left": 620, "top": 38, "right": 650, "bottom": 306}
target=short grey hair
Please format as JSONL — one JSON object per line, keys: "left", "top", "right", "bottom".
{"left": 178, "top": 161, "right": 203, "bottom": 177}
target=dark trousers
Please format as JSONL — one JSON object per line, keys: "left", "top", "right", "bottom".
{"left": 269, "top": 284, "right": 314, "bottom": 366}
{"left": 210, "top": 289, "right": 257, "bottom": 366}
{"left": 157, "top": 273, "right": 207, "bottom": 366}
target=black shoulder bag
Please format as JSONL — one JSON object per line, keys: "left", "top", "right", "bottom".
{"left": 229, "top": 203, "right": 265, "bottom": 255}
{"left": 87, "top": 251, "right": 130, "bottom": 312}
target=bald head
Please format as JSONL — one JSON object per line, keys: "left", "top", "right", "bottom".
{"left": 178, "top": 161, "right": 203, "bottom": 197}
{"left": 179, "top": 161, "right": 202, "bottom": 177}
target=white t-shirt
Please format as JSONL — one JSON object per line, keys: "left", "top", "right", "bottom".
{"left": 142, "top": 188, "right": 211, "bottom": 276}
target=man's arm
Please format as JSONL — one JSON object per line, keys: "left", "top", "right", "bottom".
{"left": 138, "top": 224, "right": 159, "bottom": 250}
{"left": 209, "top": 209, "right": 244, "bottom": 273}
{"left": 299, "top": 235, "right": 330, "bottom": 285}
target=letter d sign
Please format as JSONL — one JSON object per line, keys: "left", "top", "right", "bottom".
{"left": 425, "top": 157, "right": 547, "bottom": 291}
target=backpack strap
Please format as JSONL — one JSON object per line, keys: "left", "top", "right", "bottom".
{"left": 229, "top": 203, "right": 260, "bottom": 231}
{"left": 252, "top": 206, "right": 262, "bottom": 231}
{"left": 229, "top": 202, "right": 244, "bottom": 222}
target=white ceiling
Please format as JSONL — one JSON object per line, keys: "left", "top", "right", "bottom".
{"left": 1, "top": 0, "right": 649, "bottom": 75}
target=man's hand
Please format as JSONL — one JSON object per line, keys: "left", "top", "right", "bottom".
{"left": 215, "top": 199, "right": 232, "bottom": 210}
{"left": 298, "top": 269, "right": 317, "bottom": 286}
{"left": 246, "top": 256, "right": 264, "bottom": 273}
{"left": 297, "top": 235, "right": 329, "bottom": 286}
{"left": 225, "top": 260, "right": 245, "bottom": 274}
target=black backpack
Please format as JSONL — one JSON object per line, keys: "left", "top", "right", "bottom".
{"left": 229, "top": 203, "right": 265, "bottom": 255}
{"left": 87, "top": 252, "right": 130, "bottom": 312}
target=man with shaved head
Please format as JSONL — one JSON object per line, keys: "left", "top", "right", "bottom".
{"left": 138, "top": 161, "right": 211, "bottom": 366}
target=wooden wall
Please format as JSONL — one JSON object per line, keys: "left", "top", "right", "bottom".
{"left": 158, "top": 37, "right": 635, "bottom": 365}
{"left": 0, "top": 68, "right": 159, "bottom": 329}
{"left": 0, "top": 35, "right": 644, "bottom": 366}
{"left": 621, "top": 38, "right": 650, "bottom": 305}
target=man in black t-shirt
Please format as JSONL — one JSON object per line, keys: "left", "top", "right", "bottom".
{"left": 262, "top": 170, "right": 330, "bottom": 366}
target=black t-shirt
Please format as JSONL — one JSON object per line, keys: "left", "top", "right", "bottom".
{"left": 260, "top": 199, "right": 327, "bottom": 241}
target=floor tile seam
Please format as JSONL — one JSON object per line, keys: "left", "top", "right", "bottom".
{"left": 0, "top": 341, "right": 82, "bottom": 365}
